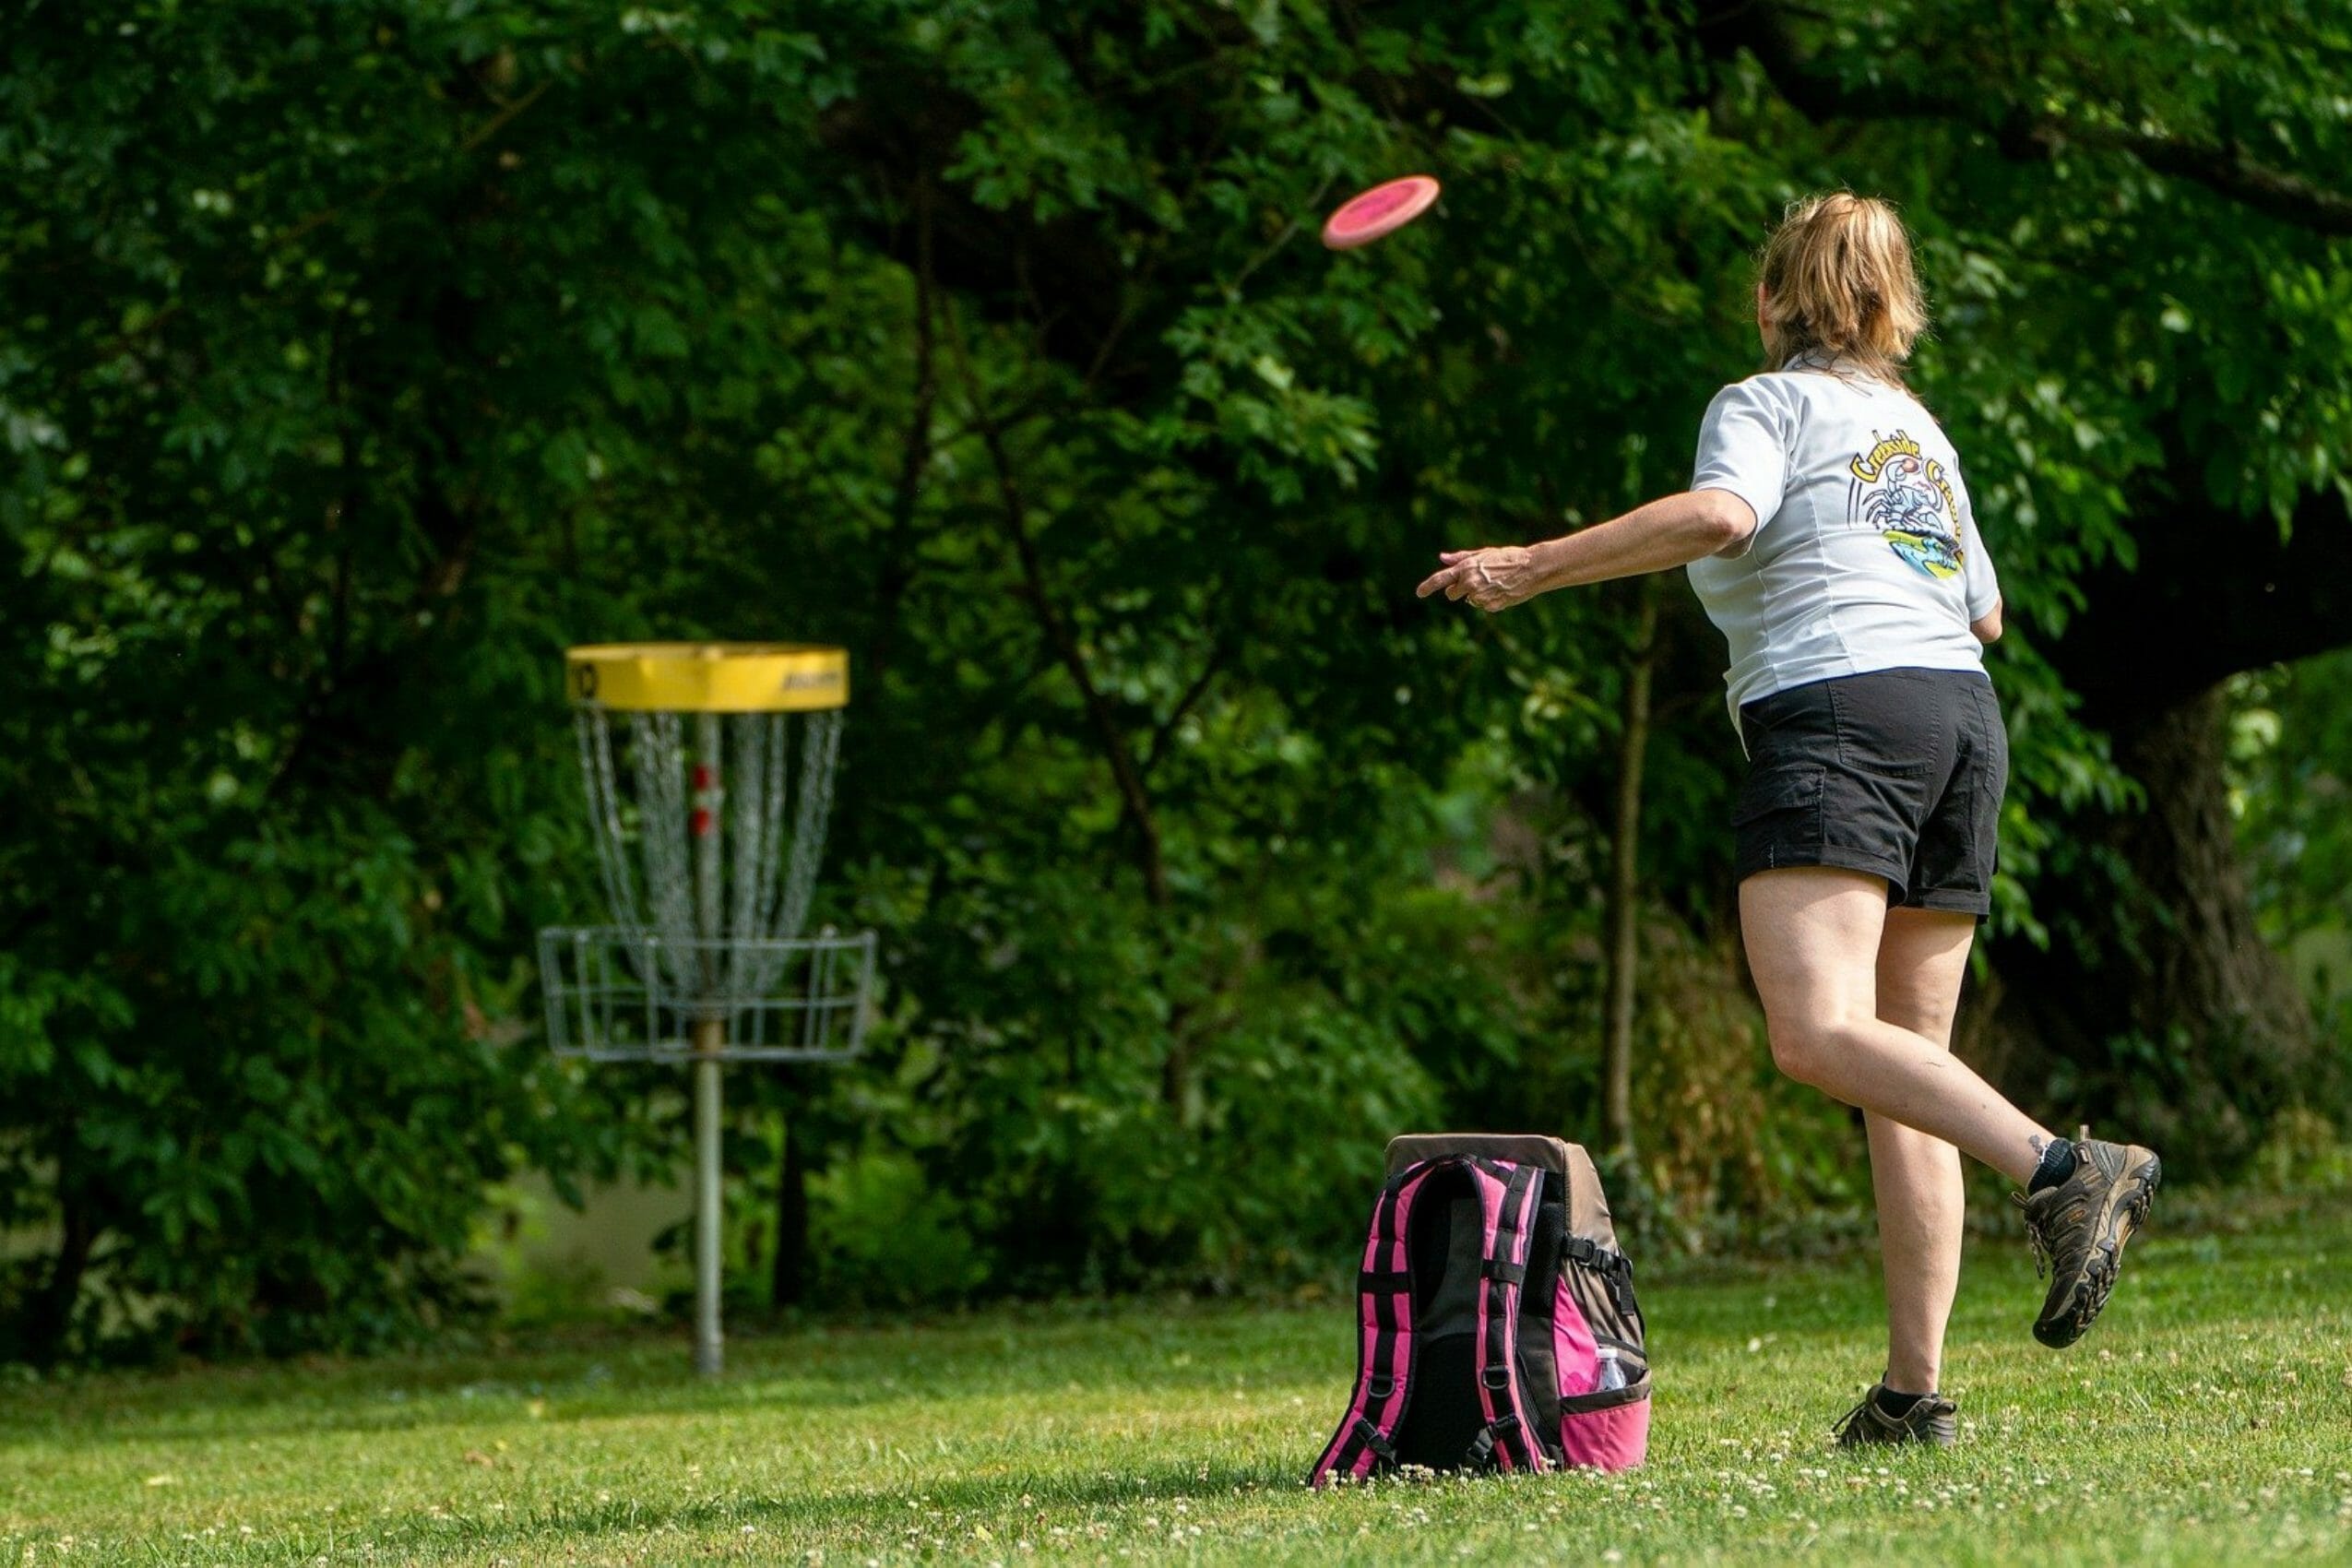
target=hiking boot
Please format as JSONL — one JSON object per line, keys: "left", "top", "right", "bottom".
{"left": 2013, "top": 1138, "right": 2161, "bottom": 1348}
{"left": 1834, "top": 1384, "right": 1957, "bottom": 1448}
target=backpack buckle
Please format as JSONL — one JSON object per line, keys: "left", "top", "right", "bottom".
{"left": 1462, "top": 1414, "right": 1521, "bottom": 1470}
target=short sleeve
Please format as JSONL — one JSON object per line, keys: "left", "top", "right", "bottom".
{"left": 1959, "top": 493, "right": 2001, "bottom": 621}
{"left": 1690, "top": 380, "right": 1791, "bottom": 552}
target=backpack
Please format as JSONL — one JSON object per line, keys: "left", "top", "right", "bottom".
{"left": 1309, "top": 1134, "right": 1650, "bottom": 1486}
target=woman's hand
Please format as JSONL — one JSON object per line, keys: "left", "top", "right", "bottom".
{"left": 1416, "top": 494, "right": 1754, "bottom": 608}
{"left": 1416, "top": 545, "right": 1544, "bottom": 612}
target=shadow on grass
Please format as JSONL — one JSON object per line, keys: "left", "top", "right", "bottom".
{"left": 0, "top": 1298, "right": 1348, "bottom": 1437}
{"left": 0, "top": 1335, "right": 1359, "bottom": 1448}
{"left": 367, "top": 1454, "right": 1310, "bottom": 1560}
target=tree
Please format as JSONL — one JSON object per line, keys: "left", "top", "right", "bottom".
{"left": 8, "top": 0, "right": 2351, "bottom": 1356}
{"left": 812, "top": 0, "right": 2352, "bottom": 1171}
{"left": 1693, "top": 0, "right": 2352, "bottom": 1162}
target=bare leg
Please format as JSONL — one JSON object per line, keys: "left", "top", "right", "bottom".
{"left": 1740, "top": 867, "right": 2053, "bottom": 1183}
{"left": 1869, "top": 907, "right": 1976, "bottom": 1394}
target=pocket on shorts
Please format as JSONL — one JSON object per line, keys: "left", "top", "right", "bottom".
{"left": 1827, "top": 678, "right": 1946, "bottom": 783}
{"left": 1731, "top": 762, "right": 1825, "bottom": 827}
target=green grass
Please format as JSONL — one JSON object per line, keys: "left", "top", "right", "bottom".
{"left": 7, "top": 1198, "right": 2352, "bottom": 1566}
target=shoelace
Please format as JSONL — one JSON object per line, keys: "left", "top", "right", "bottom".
{"left": 1831, "top": 1393, "right": 1954, "bottom": 1439}
{"left": 2011, "top": 1192, "right": 2049, "bottom": 1279}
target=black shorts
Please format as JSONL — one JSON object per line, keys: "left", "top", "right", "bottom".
{"left": 1732, "top": 667, "right": 2009, "bottom": 916}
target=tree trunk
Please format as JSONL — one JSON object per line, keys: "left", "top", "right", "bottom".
{"left": 1978, "top": 462, "right": 2352, "bottom": 1177}
{"left": 25, "top": 1192, "right": 96, "bottom": 1367}
{"left": 1986, "top": 684, "right": 2315, "bottom": 1173}
{"left": 1599, "top": 583, "right": 1660, "bottom": 1162}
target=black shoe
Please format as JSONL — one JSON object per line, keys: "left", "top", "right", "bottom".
{"left": 1834, "top": 1384, "right": 1957, "bottom": 1447}
{"left": 2013, "top": 1138, "right": 2161, "bottom": 1348}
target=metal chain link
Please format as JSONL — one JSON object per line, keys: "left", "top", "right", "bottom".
{"left": 567, "top": 702, "right": 850, "bottom": 1051}
{"left": 631, "top": 711, "right": 700, "bottom": 995}
{"left": 777, "top": 707, "right": 843, "bottom": 945}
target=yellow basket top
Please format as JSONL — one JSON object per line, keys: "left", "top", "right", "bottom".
{"left": 566, "top": 643, "right": 849, "bottom": 713}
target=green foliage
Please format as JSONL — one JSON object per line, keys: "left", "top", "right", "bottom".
{"left": 2236, "top": 651, "right": 2352, "bottom": 944}
{"left": 806, "top": 1148, "right": 992, "bottom": 1305}
{"left": 8, "top": 0, "right": 2352, "bottom": 1357}
{"left": 2247, "top": 1107, "right": 2352, "bottom": 1194}
{"left": 0, "top": 0, "right": 806, "bottom": 1358}
{"left": 2231, "top": 651, "right": 2352, "bottom": 1117}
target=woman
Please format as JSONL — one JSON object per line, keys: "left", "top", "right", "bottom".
{"left": 1418, "top": 193, "right": 2159, "bottom": 1447}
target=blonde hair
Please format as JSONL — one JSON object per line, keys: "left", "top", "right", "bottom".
{"left": 1757, "top": 193, "right": 1928, "bottom": 384}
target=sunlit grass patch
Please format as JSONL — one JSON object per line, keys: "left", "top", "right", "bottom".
{"left": 6, "top": 1197, "right": 2350, "bottom": 1564}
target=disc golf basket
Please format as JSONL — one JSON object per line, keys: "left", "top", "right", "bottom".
{"left": 540, "top": 643, "right": 874, "bottom": 1374}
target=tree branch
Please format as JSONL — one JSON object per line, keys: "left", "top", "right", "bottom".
{"left": 942, "top": 313, "right": 1171, "bottom": 907}
{"left": 2045, "top": 122, "right": 2352, "bottom": 236}
{"left": 2049, "top": 468, "right": 2352, "bottom": 729}
{"left": 1706, "top": 2, "right": 2352, "bottom": 236}
{"left": 1143, "top": 643, "right": 1227, "bottom": 778}
{"left": 273, "top": 79, "right": 555, "bottom": 255}
{"left": 863, "top": 180, "right": 944, "bottom": 690}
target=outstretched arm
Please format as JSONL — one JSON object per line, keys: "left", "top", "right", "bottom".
{"left": 1416, "top": 490, "right": 1758, "bottom": 611}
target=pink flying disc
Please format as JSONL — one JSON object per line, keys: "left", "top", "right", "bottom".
{"left": 1322, "top": 174, "right": 1442, "bottom": 250}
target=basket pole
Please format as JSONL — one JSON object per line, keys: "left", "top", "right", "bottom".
{"left": 553, "top": 647, "right": 864, "bottom": 1376}
{"left": 693, "top": 711, "right": 726, "bottom": 1377}
{"left": 692, "top": 1017, "right": 724, "bottom": 1376}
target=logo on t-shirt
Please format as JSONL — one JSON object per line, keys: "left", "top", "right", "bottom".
{"left": 1849, "top": 433, "right": 1964, "bottom": 580}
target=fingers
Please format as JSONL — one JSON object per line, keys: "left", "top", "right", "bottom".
{"left": 1418, "top": 564, "right": 1483, "bottom": 600}
{"left": 1415, "top": 565, "right": 1457, "bottom": 599}
{"left": 1420, "top": 551, "right": 1515, "bottom": 610}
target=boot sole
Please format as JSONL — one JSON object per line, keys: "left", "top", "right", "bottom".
{"left": 1836, "top": 1421, "right": 1957, "bottom": 1449}
{"left": 2033, "top": 1156, "right": 2161, "bottom": 1349}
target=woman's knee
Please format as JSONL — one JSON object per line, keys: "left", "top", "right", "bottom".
{"left": 1767, "top": 1020, "right": 1823, "bottom": 1085}
{"left": 1767, "top": 1016, "right": 1857, "bottom": 1087}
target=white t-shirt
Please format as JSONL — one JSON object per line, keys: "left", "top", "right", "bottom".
{"left": 1685, "top": 357, "right": 2000, "bottom": 731}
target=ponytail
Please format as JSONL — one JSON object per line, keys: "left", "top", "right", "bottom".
{"left": 1757, "top": 193, "right": 1928, "bottom": 384}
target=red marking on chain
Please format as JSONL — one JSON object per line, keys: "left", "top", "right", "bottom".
{"left": 691, "top": 807, "right": 713, "bottom": 837}
{"left": 692, "top": 764, "right": 714, "bottom": 792}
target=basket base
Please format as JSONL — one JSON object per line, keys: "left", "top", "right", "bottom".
{"left": 540, "top": 925, "right": 874, "bottom": 1063}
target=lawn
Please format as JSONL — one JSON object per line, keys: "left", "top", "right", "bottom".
{"left": 6, "top": 1195, "right": 2351, "bottom": 1566}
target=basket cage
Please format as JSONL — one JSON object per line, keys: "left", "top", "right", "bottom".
{"left": 541, "top": 925, "right": 874, "bottom": 1063}
{"left": 541, "top": 676, "right": 872, "bottom": 1063}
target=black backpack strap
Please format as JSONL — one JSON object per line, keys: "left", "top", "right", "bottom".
{"left": 1461, "top": 1413, "right": 1523, "bottom": 1470}
{"left": 1310, "top": 1161, "right": 1440, "bottom": 1487}
{"left": 1467, "top": 1160, "right": 1549, "bottom": 1474}
{"left": 1565, "top": 1235, "right": 1645, "bottom": 1339}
